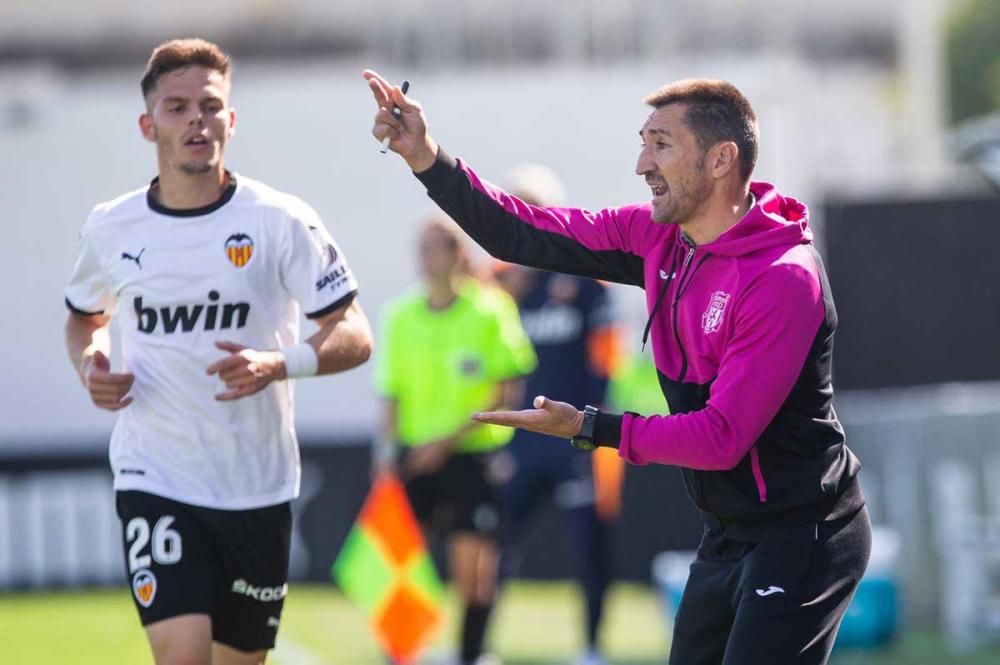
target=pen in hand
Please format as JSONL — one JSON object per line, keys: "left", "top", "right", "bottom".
{"left": 380, "top": 80, "right": 410, "bottom": 154}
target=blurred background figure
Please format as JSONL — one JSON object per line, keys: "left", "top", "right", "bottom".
{"left": 492, "top": 165, "right": 624, "bottom": 665}
{"left": 373, "top": 217, "right": 537, "bottom": 665}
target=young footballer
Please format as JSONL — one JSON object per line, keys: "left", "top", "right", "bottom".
{"left": 64, "top": 39, "right": 373, "bottom": 665}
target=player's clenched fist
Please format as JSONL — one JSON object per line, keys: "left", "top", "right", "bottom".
{"left": 206, "top": 340, "right": 287, "bottom": 401}
{"left": 81, "top": 349, "right": 134, "bottom": 411}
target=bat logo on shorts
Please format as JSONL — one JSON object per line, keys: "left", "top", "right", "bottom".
{"left": 225, "top": 233, "right": 254, "bottom": 268}
{"left": 132, "top": 569, "right": 157, "bottom": 607}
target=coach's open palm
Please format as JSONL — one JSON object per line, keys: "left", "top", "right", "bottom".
{"left": 363, "top": 69, "right": 438, "bottom": 172}
{"left": 472, "top": 395, "right": 585, "bottom": 440}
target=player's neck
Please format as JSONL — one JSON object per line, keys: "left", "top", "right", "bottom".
{"left": 680, "top": 181, "right": 752, "bottom": 246}
{"left": 426, "top": 276, "right": 460, "bottom": 310}
{"left": 153, "top": 164, "right": 229, "bottom": 211}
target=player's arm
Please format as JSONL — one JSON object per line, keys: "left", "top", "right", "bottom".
{"left": 65, "top": 311, "right": 135, "bottom": 411}
{"left": 306, "top": 296, "right": 373, "bottom": 375}
{"left": 208, "top": 296, "right": 372, "bottom": 402}
{"left": 364, "top": 70, "right": 646, "bottom": 286}
{"left": 65, "top": 221, "right": 133, "bottom": 411}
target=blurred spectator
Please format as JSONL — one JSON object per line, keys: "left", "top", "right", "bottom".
{"left": 494, "top": 165, "right": 624, "bottom": 665}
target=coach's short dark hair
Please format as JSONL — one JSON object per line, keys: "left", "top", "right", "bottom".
{"left": 644, "top": 79, "right": 758, "bottom": 182}
{"left": 140, "top": 38, "right": 232, "bottom": 100}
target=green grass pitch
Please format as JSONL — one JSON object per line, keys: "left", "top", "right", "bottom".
{"left": 2, "top": 581, "right": 1000, "bottom": 664}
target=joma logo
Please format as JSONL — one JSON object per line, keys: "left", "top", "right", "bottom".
{"left": 134, "top": 291, "right": 250, "bottom": 334}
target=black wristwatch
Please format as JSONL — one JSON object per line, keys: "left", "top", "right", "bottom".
{"left": 570, "top": 405, "right": 600, "bottom": 451}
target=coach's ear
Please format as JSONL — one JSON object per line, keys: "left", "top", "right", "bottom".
{"left": 139, "top": 113, "right": 156, "bottom": 143}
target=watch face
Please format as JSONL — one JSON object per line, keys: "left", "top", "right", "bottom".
{"left": 570, "top": 438, "right": 597, "bottom": 451}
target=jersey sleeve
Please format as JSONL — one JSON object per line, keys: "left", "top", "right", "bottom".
{"left": 280, "top": 202, "right": 359, "bottom": 319}
{"left": 65, "top": 223, "right": 117, "bottom": 316}
{"left": 414, "top": 150, "right": 648, "bottom": 286}
{"left": 484, "top": 290, "right": 537, "bottom": 382}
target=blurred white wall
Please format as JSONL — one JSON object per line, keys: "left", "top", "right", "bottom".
{"left": 0, "top": 56, "right": 914, "bottom": 451}
{"left": 0, "top": 0, "right": 903, "bottom": 49}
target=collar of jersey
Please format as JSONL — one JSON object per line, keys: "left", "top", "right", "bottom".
{"left": 146, "top": 171, "right": 238, "bottom": 218}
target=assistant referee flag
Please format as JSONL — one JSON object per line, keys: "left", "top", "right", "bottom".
{"left": 332, "top": 473, "right": 445, "bottom": 664}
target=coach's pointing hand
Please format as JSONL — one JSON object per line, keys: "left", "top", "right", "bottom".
{"left": 364, "top": 69, "right": 438, "bottom": 172}
{"left": 472, "top": 395, "right": 585, "bottom": 440}
{"left": 81, "top": 350, "right": 134, "bottom": 411}
{"left": 207, "top": 341, "right": 286, "bottom": 401}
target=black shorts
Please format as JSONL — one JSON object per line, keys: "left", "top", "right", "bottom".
{"left": 115, "top": 490, "right": 291, "bottom": 652}
{"left": 401, "top": 449, "right": 502, "bottom": 539}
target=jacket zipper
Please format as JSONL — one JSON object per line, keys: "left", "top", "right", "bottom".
{"left": 669, "top": 237, "right": 715, "bottom": 512}
{"left": 672, "top": 239, "right": 697, "bottom": 382}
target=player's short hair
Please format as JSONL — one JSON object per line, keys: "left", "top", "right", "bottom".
{"left": 644, "top": 79, "right": 758, "bottom": 182}
{"left": 141, "top": 38, "right": 232, "bottom": 100}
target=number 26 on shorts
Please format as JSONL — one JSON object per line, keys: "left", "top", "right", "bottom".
{"left": 126, "top": 516, "right": 183, "bottom": 573}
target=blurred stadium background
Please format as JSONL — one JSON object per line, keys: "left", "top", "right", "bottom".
{"left": 1, "top": 0, "right": 999, "bottom": 662}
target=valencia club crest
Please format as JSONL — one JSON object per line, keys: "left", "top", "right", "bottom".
{"left": 225, "top": 233, "right": 253, "bottom": 268}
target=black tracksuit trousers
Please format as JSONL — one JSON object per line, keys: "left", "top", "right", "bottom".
{"left": 668, "top": 505, "right": 872, "bottom": 664}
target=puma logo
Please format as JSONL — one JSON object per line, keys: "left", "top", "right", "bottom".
{"left": 121, "top": 248, "right": 145, "bottom": 269}
{"left": 755, "top": 586, "right": 785, "bottom": 597}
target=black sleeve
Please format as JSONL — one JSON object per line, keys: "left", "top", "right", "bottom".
{"left": 414, "top": 149, "right": 646, "bottom": 287}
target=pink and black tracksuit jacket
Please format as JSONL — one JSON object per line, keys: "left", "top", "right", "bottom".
{"left": 416, "top": 150, "right": 864, "bottom": 539}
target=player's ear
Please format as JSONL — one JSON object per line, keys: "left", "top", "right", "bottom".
{"left": 138, "top": 113, "right": 156, "bottom": 143}
{"left": 227, "top": 107, "right": 237, "bottom": 139}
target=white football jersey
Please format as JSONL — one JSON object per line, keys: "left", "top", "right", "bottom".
{"left": 65, "top": 173, "right": 359, "bottom": 509}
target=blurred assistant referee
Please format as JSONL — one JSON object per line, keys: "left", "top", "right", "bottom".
{"left": 365, "top": 70, "right": 871, "bottom": 664}
{"left": 373, "top": 218, "right": 537, "bottom": 665}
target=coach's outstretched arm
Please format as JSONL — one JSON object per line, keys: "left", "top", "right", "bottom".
{"left": 365, "top": 70, "right": 646, "bottom": 287}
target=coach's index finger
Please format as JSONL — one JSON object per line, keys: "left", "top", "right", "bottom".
{"left": 363, "top": 69, "right": 392, "bottom": 108}
{"left": 365, "top": 70, "right": 419, "bottom": 112}
{"left": 471, "top": 409, "right": 539, "bottom": 428}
